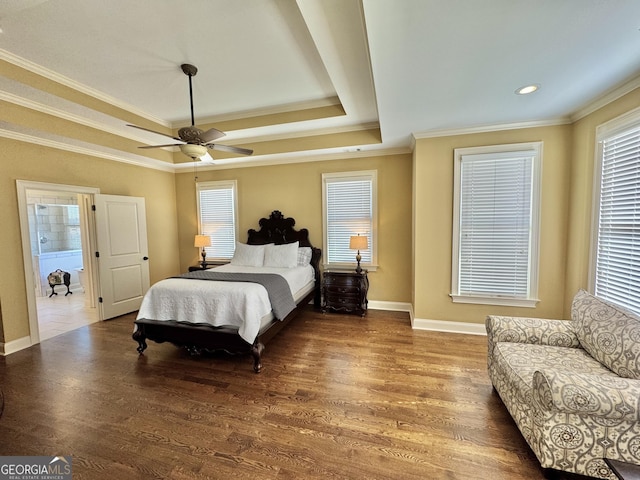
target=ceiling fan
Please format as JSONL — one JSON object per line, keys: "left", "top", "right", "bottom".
{"left": 128, "top": 63, "right": 253, "bottom": 160}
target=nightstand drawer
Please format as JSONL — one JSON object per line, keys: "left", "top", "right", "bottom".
{"left": 324, "top": 292, "right": 360, "bottom": 303}
{"left": 323, "top": 275, "right": 361, "bottom": 288}
{"left": 325, "top": 285, "right": 360, "bottom": 295}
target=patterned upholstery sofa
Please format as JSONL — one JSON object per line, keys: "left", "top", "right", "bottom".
{"left": 486, "top": 290, "right": 640, "bottom": 479}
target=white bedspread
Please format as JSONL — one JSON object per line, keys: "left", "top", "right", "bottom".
{"left": 136, "top": 264, "right": 314, "bottom": 344}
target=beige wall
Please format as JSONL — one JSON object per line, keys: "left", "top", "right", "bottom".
{"left": 0, "top": 137, "right": 180, "bottom": 344}
{"left": 4, "top": 84, "right": 640, "bottom": 345}
{"left": 175, "top": 154, "right": 414, "bottom": 304}
{"left": 413, "top": 125, "right": 573, "bottom": 324}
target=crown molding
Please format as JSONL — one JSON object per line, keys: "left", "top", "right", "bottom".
{"left": 236, "top": 121, "right": 381, "bottom": 144}
{"left": 0, "top": 127, "right": 175, "bottom": 173}
{"left": 176, "top": 96, "right": 343, "bottom": 128}
{"left": 412, "top": 118, "right": 572, "bottom": 140}
{"left": 0, "top": 48, "right": 169, "bottom": 128}
{"left": 571, "top": 74, "right": 640, "bottom": 122}
{"left": 0, "top": 89, "right": 162, "bottom": 146}
{"left": 175, "top": 145, "right": 411, "bottom": 172}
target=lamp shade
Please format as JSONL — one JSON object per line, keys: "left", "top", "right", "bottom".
{"left": 349, "top": 235, "right": 368, "bottom": 250}
{"left": 194, "top": 235, "right": 211, "bottom": 248}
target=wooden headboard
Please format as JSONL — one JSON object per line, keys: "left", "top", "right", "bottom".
{"left": 246, "top": 210, "right": 321, "bottom": 305}
{"left": 247, "top": 210, "right": 312, "bottom": 247}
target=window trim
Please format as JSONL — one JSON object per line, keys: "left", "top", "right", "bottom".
{"left": 322, "top": 170, "right": 378, "bottom": 271}
{"left": 450, "top": 142, "right": 542, "bottom": 307}
{"left": 589, "top": 106, "right": 640, "bottom": 311}
{"left": 196, "top": 179, "right": 238, "bottom": 261}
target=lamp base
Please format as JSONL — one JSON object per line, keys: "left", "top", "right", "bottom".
{"left": 201, "top": 249, "right": 207, "bottom": 268}
{"left": 355, "top": 252, "right": 362, "bottom": 274}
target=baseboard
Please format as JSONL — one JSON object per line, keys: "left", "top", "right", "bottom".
{"left": 412, "top": 317, "right": 486, "bottom": 336}
{"left": 368, "top": 302, "right": 484, "bottom": 335}
{"left": 368, "top": 300, "right": 412, "bottom": 312}
{"left": 0, "top": 335, "right": 32, "bottom": 355}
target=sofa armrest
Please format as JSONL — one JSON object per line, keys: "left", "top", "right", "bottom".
{"left": 533, "top": 370, "right": 640, "bottom": 422}
{"left": 486, "top": 315, "right": 580, "bottom": 348}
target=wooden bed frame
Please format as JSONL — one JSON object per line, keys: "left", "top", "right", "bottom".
{"left": 132, "top": 210, "right": 321, "bottom": 373}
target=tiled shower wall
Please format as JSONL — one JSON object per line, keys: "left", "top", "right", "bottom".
{"left": 27, "top": 192, "right": 81, "bottom": 254}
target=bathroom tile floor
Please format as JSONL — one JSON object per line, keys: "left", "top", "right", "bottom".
{"left": 36, "top": 290, "right": 98, "bottom": 341}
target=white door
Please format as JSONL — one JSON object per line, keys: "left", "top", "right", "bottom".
{"left": 94, "top": 194, "right": 150, "bottom": 319}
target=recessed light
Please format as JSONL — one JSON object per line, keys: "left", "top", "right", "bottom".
{"left": 515, "top": 84, "right": 540, "bottom": 95}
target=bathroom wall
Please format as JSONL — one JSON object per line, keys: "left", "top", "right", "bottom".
{"left": 27, "top": 191, "right": 81, "bottom": 255}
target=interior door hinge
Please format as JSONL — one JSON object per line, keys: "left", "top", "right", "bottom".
{"left": 98, "top": 297, "right": 103, "bottom": 303}
{"left": 92, "top": 204, "right": 96, "bottom": 211}
{"left": 95, "top": 251, "right": 100, "bottom": 258}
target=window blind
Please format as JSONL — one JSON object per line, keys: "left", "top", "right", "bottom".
{"left": 197, "top": 182, "right": 236, "bottom": 259}
{"left": 595, "top": 127, "right": 640, "bottom": 313}
{"left": 458, "top": 154, "right": 533, "bottom": 297}
{"left": 325, "top": 177, "right": 373, "bottom": 264}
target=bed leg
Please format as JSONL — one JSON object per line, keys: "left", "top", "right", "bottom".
{"left": 132, "top": 330, "right": 147, "bottom": 354}
{"left": 251, "top": 342, "right": 264, "bottom": 373}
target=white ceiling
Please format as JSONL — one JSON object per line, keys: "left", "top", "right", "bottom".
{"left": 2, "top": 0, "right": 640, "bottom": 169}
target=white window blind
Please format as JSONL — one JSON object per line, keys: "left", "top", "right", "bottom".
{"left": 196, "top": 180, "right": 237, "bottom": 260}
{"left": 323, "top": 171, "right": 377, "bottom": 268}
{"left": 594, "top": 125, "right": 640, "bottom": 313}
{"left": 452, "top": 144, "right": 541, "bottom": 307}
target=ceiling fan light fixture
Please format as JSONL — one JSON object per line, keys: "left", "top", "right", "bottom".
{"left": 128, "top": 64, "right": 252, "bottom": 159}
{"left": 180, "top": 144, "right": 208, "bottom": 159}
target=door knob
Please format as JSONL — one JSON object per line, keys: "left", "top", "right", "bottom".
{"left": 143, "top": 256, "right": 149, "bottom": 260}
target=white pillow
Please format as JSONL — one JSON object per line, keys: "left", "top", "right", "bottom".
{"left": 230, "top": 242, "right": 266, "bottom": 267}
{"left": 264, "top": 241, "right": 299, "bottom": 268}
{"left": 297, "top": 247, "right": 313, "bottom": 266}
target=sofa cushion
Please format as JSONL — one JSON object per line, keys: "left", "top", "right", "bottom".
{"left": 492, "top": 342, "right": 609, "bottom": 403}
{"left": 572, "top": 289, "right": 640, "bottom": 379}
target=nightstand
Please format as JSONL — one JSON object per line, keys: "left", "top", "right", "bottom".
{"left": 322, "top": 270, "right": 369, "bottom": 316}
{"left": 605, "top": 458, "right": 640, "bottom": 480}
{"left": 188, "top": 261, "right": 228, "bottom": 272}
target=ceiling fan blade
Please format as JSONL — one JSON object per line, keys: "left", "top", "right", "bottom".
{"left": 127, "top": 124, "right": 182, "bottom": 142}
{"left": 207, "top": 143, "right": 253, "bottom": 156}
{"left": 200, "top": 127, "right": 226, "bottom": 143}
{"left": 200, "top": 151, "right": 215, "bottom": 163}
{"left": 138, "top": 143, "right": 184, "bottom": 149}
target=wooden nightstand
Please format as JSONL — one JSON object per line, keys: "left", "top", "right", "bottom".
{"left": 322, "top": 270, "right": 369, "bottom": 316}
{"left": 188, "top": 261, "right": 228, "bottom": 272}
{"left": 605, "top": 458, "right": 640, "bottom": 480}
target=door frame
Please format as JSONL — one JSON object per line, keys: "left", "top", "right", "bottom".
{"left": 16, "top": 180, "right": 100, "bottom": 345}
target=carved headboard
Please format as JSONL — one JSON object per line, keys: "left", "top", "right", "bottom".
{"left": 246, "top": 210, "right": 312, "bottom": 247}
{"left": 246, "top": 211, "right": 321, "bottom": 304}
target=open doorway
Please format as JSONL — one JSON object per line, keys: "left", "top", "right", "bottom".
{"left": 17, "top": 181, "right": 100, "bottom": 344}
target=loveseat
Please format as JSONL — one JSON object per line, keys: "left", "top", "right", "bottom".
{"left": 486, "top": 290, "right": 640, "bottom": 479}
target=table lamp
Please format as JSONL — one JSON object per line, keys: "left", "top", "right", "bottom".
{"left": 349, "top": 234, "right": 368, "bottom": 274}
{"left": 194, "top": 234, "right": 211, "bottom": 268}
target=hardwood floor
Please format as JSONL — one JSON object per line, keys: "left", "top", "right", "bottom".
{"left": 0, "top": 308, "right": 592, "bottom": 479}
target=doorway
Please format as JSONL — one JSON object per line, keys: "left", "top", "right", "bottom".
{"left": 17, "top": 181, "right": 100, "bottom": 344}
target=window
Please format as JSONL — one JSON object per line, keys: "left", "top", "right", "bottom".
{"left": 451, "top": 143, "right": 542, "bottom": 307}
{"left": 322, "top": 171, "right": 377, "bottom": 270}
{"left": 196, "top": 180, "right": 238, "bottom": 260}
{"left": 592, "top": 110, "right": 640, "bottom": 314}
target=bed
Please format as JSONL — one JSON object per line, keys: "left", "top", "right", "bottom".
{"left": 132, "top": 210, "right": 321, "bottom": 372}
